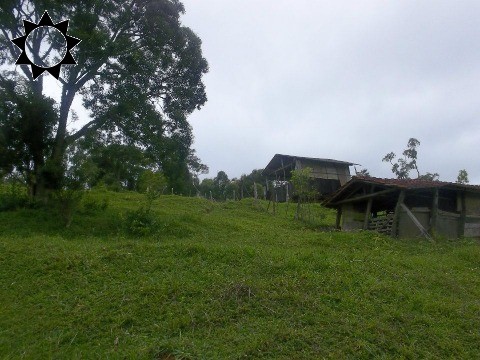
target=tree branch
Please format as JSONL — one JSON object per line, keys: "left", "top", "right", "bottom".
{"left": 67, "top": 117, "right": 107, "bottom": 143}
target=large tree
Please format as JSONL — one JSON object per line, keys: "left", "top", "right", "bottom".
{"left": 0, "top": 0, "right": 208, "bottom": 197}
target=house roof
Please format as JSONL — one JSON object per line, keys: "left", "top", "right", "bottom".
{"left": 324, "top": 176, "right": 480, "bottom": 206}
{"left": 351, "top": 176, "right": 480, "bottom": 190}
{"left": 263, "top": 153, "right": 357, "bottom": 176}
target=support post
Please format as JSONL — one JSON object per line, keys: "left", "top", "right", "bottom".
{"left": 363, "top": 185, "right": 374, "bottom": 230}
{"left": 430, "top": 188, "right": 439, "bottom": 236}
{"left": 391, "top": 190, "right": 405, "bottom": 237}
{"left": 459, "top": 191, "right": 466, "bottom": 238}
{"left": 336, "top": 207, "right": 342, "bottom": 230}
{"left": 364, "top": 198, "right": 373, "bottom": 230}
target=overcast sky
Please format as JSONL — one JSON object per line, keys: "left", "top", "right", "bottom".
{"left": 179, "top": 0, "right": 480, "bottom": 183}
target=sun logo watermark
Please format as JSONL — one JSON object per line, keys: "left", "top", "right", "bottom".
{"left": 10, "top": 11, "right": 81, "bottom": 81}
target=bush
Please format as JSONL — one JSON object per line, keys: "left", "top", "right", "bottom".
{"left": 0, "top": 182, "right": 29, "bottom": 211}
{"left": 81, "top": 195, "right": 109, "bottom": 214}
{"left": 50, "top": 189, "right": 84, "bottom": 227}
{"left": 123, "top": 207, "right": 157, "bottom": 236}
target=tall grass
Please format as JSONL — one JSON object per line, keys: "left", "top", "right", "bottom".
{"left": 1, "top": 190, "right": 479, "bottom": 358}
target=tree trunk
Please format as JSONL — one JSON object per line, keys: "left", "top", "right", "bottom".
{"left": 32, "top": 85, "right": 77, "bottom": 200}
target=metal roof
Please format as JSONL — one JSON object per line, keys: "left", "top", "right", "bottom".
{"left": 263, "top": 154, "right": 357, "bottom": 176}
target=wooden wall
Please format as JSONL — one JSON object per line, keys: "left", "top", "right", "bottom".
{"left": 296, "top": 159, "right": 351, "bottom": 185}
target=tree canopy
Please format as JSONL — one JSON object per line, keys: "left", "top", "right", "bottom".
{"left": 0, "top": 0, "right": 208, "bottom": 196}
{"left": 382, "top": 138, "right": 439, "bottom": 180}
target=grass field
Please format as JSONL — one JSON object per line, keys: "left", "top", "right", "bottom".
{"left": 1, "top": 190, "right": 480, "bottom": 358}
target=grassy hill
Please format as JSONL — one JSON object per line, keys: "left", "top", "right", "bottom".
{"left": 1, "top": 190, "right": 480, "bottom": 359}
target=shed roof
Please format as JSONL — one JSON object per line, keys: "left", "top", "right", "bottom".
{"left": 263, "top": 154, "right": 357, "bottom": 176}
{"left": 324, "top": 176, "right": 480, "bottom": 206}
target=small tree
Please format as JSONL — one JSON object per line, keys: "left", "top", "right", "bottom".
{"left": 382, "top": 138, "right": 421, "bottom": 179}
{"left": 138, "top": 170, "right": 167, "bottom": 199}
{"left": 213, "top": 171, "right": 230, "bottom": 200}
{"left": 290, "top": 167, "right": 317, "bottom": 221}
{"left": 418, "top": 172, "right": 440, "bottom": 181}
{"left": 356, "top": 168, "right": 370, "bottom": 177}
{"left": 457, "top": 169, "right": 469, "bottom": 184}
{"left": 383, "top": 138, "right": 439, "bottom": 180}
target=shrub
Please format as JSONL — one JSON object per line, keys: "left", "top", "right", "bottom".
{"left": 123, "top": 207, "right": 157, "bottom": 236}
{"left": 50, "top": 189, "right": 84, "bottom": 227}
{"left": 0, "top": 182, "right": 29, "bottom": 211}
{"left": 81, "top": 195, "right": 109, "bottom": 214}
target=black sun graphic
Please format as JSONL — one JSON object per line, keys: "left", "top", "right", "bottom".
{"left": 11, "top": 11, "right": 81, "bottom": 81}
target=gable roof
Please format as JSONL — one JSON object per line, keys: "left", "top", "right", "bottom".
{"left": 263, "top": 153, "right": 357, "bottom": 176}
{"left": 324, "top": 176, "right": 480, "bottom": 206}
{"left": 350, "top": 176, "right": 480, "bottom": 190}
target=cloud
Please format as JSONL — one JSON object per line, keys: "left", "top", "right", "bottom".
{"left": 183, "top": 1, "right": 480, "bottom": 183}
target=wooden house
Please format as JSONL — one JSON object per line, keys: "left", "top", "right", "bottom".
{"left": 262, "top": 154, "right": 356, "bottom": 200}
{"left": 324, "top": 176, "right": 480, "bottom": 239}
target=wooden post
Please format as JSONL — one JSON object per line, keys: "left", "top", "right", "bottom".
{"left": 171, "top": 188, "right": 174, "bottom": 195}
{"left": 363, "top": 198, "right": 373, "bottom": 230}
{"left": 285, "top": 183, "right": 289, "bottom": 203}
{"left": 459, "top": 191, "right": 466, "bottom": 238}
{"left": 363, "top": 185, "right": 374, "bottom": 230}
{"left": 336, "top": 207, "right": 342, "bottom": 229}
{"left": 254, "top": 182, "right": 258, "bottom": 200}
{"left": 430, "top": 188, "right": 439, "bottom": 236}
{"left": 233, "top": 190, "right": 236, "bottom": 201}
{"left": 391, "top": 190, "right": 405, "bottom": 237}
{"left": 273, "top": 190, "right": 276, "bottom": 215}
{"left": 209, "top": 191, "right": 213, "bottom": 201}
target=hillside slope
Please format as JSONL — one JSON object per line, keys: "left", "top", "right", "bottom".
{"left": 1, "top": 191, "right": 479, "bottom": 358}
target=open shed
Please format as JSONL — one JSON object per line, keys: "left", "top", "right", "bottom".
{"left": 262, "top": 154, "right": 356, "bottom": 200}
{"left": 324, "top": 176, "right": 480, "bottom": 239}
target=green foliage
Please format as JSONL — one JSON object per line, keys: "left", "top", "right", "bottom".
{"left": 0, "top": 0, "right": 208, "bottom": 196}
{"left": 49, "top": 189, "right": 84, "bottom": 227}
{"left": 382, "top": 138, "right": 420, "bottom": 179}
{"left": 0, "top": 77, "right": 59, "bottom": 193}
{"left": 123, "top": 206, "right": 157, "bottom": 237}
{"left": 0, "top": 181, "right": 29, "bottom": 211}
{"left": 199, "top": 169, "right": 266, "bottom": 201}
{"left": 138, "top": 170, "right": 167, "bottom": 199}
{"left": 383, "top": 138, "right": 439, "bottom": 180}
{"left": 80, "top": 194, "right": 109, "bottom": 214}
{"left": 356, "top": 168, "right": 370, "bottom": 177}
{"left": 239, "top": 169, "right": 265, "bottom": 198}
{"left": 457, "top": 169, "right": 469, "bottom": 184}
{"left": 290, "top": 167, "right": 314, "bottom": 197}
{"left": 418, "top": 172, "right": 440, "bottom": 181}
{"left": 199, "top": 170, "right": 233, "bottom": 200}
{"left": 0, "top": 192, "right": 480, "bottom": 358}
{"left": 290, "top": 167, "right": 319, "bottom": 222}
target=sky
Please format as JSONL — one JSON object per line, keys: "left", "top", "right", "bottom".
{"left": 179, "top": 0, "right": 480, "bottom": 183}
